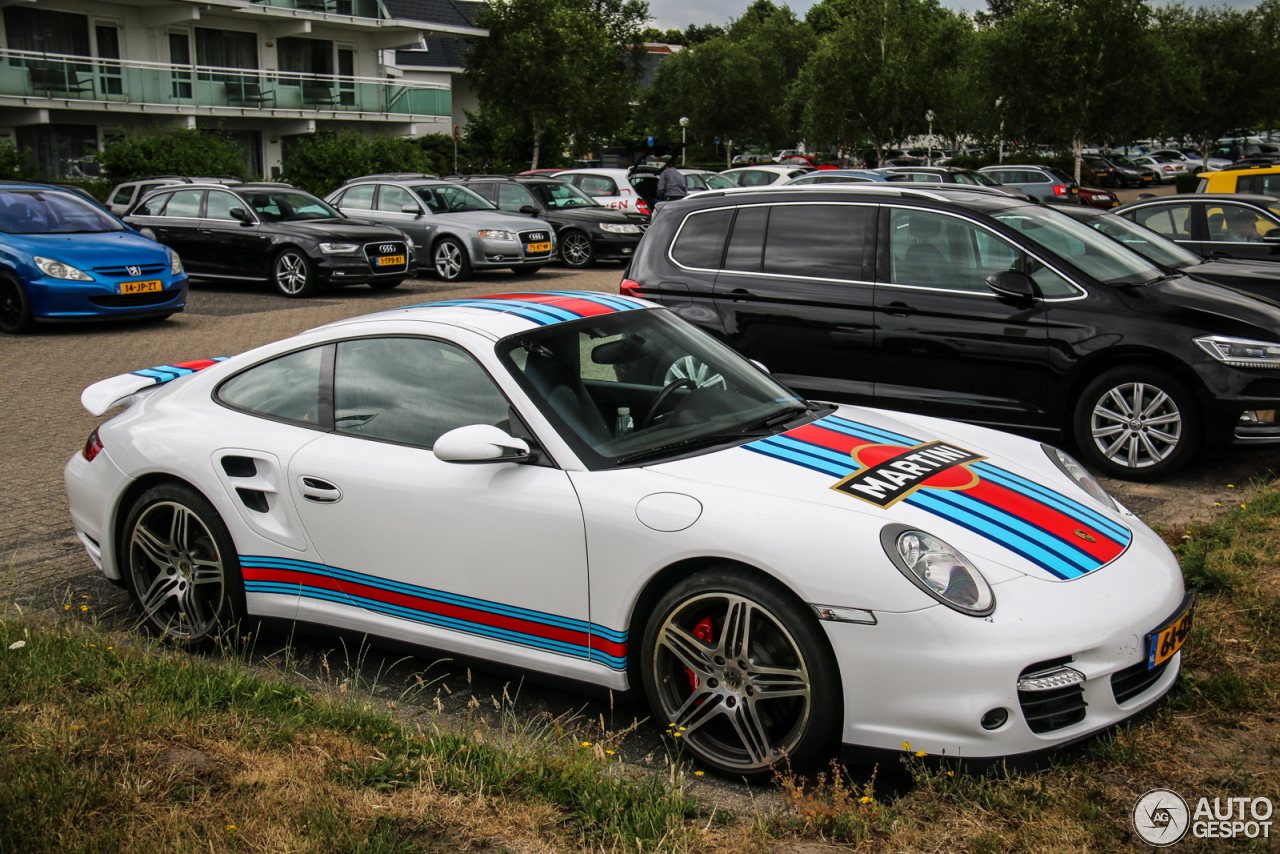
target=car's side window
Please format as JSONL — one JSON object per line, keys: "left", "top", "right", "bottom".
{"left": 497, "top": 183, "right": 537, "bottom": 212}
{"left": 724, "top": 206, "right": 769, "bottom": 272}
{"left": 575, "top": 175, "right": 617, "bottom": 197}
{"left": 739, "top": 171, "right": 772, "bottom": 187}
{"left": 205, "top": 191, "right": 242, "bottom": 221}
{"left": 670, "top": 208, "right": 733, "bottom": 269}
{"left": 1206, "top": 205, "right": 1278, "bottom": 242}
{"left": 1238, "top": 174, "right": 1280, "bottom": 197}
{"left": 763, "top": 204, "right": 874, "bottom": 280}
{"left": 334, "top": 337, "right": 510, "bottom": 448}
{"left": 1025, "top": 171, "right": 1051, "bottom": 184}
{"left": 163, "top": 190, "right": 205, "bottom": 218}
{"left": 341, "top": 184, "right": 375, "bottom": 210}
{"left": 135, "top": 192, "right": 172, "bottom": 216}
{"left": 887, "top": 208, "right": 1017, "bottom": 292}
{"left": 376, "top": 185, "right": 418, "bottom": 213}
{"left": 1130, "top": 204, "right": 1193, "bottom": 239}
{"left": 112, "top": 186, "right": 134, "bottom": 206}
{"left": 218, "top": 346, "right": 326, "bottom": 425}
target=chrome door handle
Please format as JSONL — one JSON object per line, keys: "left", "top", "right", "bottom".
{"left": 298, "top": 476, "right": 342, "bottom": 503}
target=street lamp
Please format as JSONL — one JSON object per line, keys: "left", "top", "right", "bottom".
{"left": 679, "top": 116, "right": 689, "bottom": 166}
{"left": 995, "top": 97, "right": 1005, "bottom": 164}
{"left": 926, "top": 110, "right": 935, "bottom": 163}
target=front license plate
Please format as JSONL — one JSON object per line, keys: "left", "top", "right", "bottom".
{"left": 525, "top": 242, "right": 552, "bottom": 253}
{"left": 1146, "top": 593, "right": 1195, "bottom": 669}
{"left": 376, "top": 255, "right": 405, "bottom": 267}
{"left": 119, "top": 280, "right": 162, "bottom": 295}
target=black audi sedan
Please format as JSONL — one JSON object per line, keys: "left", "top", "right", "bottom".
{"left": 622, "top": 183, "right": 1280, "bottom": 480}
{"left": 446, "top": 175, "right": 648, "bottom": 267}
{"left": 125, "top": 183, "right": 415, "bottom": 298}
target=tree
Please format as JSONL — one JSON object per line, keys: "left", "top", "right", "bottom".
{"left": 280, "top": 130, "right": 443, "bottom": 196}
{"left": 93, "top": 126, "right": 249, "bottom": 182}
{"left": 682, "top": 23, "right": 724, "bottom": 44}
{"left": 466, "top": 0, "right": 648, "bottom": 168}
{"left": 798, "top": 0, "right": 967, "bottom": 162}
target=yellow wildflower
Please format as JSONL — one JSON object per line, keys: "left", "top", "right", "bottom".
{"left": 860, "top": 796, "right": 872, "bottom": 804}
{"left": 80, "top": 605, "right": 88, "bottom": 612}
{"left": 915, "top": 750, "right": 927, "bottom": 757}
{"left": 901, "top": 742, "right": 910, "bottom": 750}
{"left": 695, "top": 771, "right": 704, "bottom": 776}
{"left": 581, "top": 741, "right": 592, "bottom": 748}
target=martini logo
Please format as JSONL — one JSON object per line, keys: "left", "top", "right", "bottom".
{"left": 832, "top": 441, "right": 985, "bottom": 508}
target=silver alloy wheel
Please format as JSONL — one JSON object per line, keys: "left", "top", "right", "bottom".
{"left": 274, "top": 252, "right": 308, "bottom": 295}
{"left": 127, "top": 501, "right": 226, "bottom": 640}
{"left": 664, "top": 355, "right": 727, "bottom": 389}
{"left": 651, "top": 592, "right": 811, "bottom": 772}
{"left": 561, "top": 232, "right": 592, "bottom": 266}
{"left": 1089, "top": 381, "right": 1183, "bottom": 469}
{"left": 434, "top": 240, "right": 464, "bottom": 279}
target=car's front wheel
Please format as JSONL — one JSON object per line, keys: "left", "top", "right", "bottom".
{"left": 560, "top": 230, "right": 595, "bottom": 268}
{"left": 0, "top": 274, "right": 33, "bottom": 334}
{"left": 641, "top": 567, "right": 841, "bottom": 780}
{"left": 122, "top": 482, "right": 245, "bottom": 646}
{"left": 1072, "top": 366, "right": 1200, "bottom": 480}
{"left": 433, "top": 237, "right": 472, "bottom": 282}
{"left": 273, "top": 248, "right": 316, "bottom": 298}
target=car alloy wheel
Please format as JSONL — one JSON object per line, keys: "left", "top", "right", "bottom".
{"left": 642, "top": 568, "right": 840, "bottom": 779}
{"left": 433, "top": 238, "right": 472, "bottom": 282}
{"left": 0, "top": 274, "right": 33, "bottom": 334}
{"left": 123, "top": 483, "right": 244, "bottom": 645}
{"left": 273, "top": 249, "right": 315, "bottom": 298}
{"left": 1074, "top": 367, "right": 1199, "bottom": 480}
{"left": 664, "top": 355, "right": 727, "bottom": 390}
{"left": 560, "top": 231, "right": 595, "bottom": 267}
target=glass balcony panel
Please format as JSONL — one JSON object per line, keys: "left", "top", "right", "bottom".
{"left": 249, "top": 0, "right": 387, "bottom": 19}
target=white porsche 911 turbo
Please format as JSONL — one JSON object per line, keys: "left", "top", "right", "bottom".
{"left": 65, "top": 291, "right": 1192, "bottom": 779}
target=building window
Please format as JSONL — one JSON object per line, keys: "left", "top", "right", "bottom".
{"left": 3, "top": 8, "right": 91, "bottom": 57}
{"left": 195, "top": 28, "right": 257, "bottom": 81}
{"left": 16, "top": 124, "right": 98, "bottom": 180}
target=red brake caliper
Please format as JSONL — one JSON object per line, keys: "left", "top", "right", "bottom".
{"left": 685, "top": 617, "right": 715, "bottom": 691}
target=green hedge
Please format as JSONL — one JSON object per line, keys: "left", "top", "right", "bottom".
{"left": 1175, "top": 171, "right": 1200, "bottom": 193}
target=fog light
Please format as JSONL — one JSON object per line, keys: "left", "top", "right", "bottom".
{"left": 1017, "top": 666, "right": 1085, "bottom": 692}
{"left": 1240, "top": 410, "right": 1276, "bottom": 423}
{"left": 981, "top": 708, "right": 1008, "bottom": 730}
{"left": 622, "top": 247, "right": 632, "bottom": 253}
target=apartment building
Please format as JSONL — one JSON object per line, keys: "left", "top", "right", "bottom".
{"left": 0, "top": 0, "right": 486, "bottom": 178}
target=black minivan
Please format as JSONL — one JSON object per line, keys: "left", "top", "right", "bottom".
{"left": 623, "top": 184, "right": 1280, "bottom": 480}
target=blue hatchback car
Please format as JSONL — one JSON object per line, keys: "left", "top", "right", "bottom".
{"left": 0, "top": 183, "right": 187, "bottom": 334}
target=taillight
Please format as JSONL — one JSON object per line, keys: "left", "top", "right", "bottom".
{"left": 620, "top": 279, "right": 643, "bottom": 298}
{"left": 83, "top": 428, "right": 103, "bottom": 462}
{"left": 1054, "top": 185, "right": 1069, "bottom": 196}
{"left": 636, "top": 199, "right": 650, "bottom": 216}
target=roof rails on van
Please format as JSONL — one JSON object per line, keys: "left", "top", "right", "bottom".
{"left": 344, "top": 173, "right": 440, "bottom": 183}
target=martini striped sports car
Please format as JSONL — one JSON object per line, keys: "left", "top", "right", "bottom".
{"left": 65, "top": 290, "right": 1190, "bottom": 778}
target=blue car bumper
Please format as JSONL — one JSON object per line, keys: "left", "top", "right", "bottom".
{"left": 27, "top": 273, "right": 188, "bottom": 322}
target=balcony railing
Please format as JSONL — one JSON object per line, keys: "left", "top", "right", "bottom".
{"left": 249, "top": 0, "right": 390, "bottom": 19}
{"left": 0, "top": 49, "right": 449, "bottom": 117}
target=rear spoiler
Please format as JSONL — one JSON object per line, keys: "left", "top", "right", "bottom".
{"left": 81, "top": 358, "right": 228, "bottom": 416}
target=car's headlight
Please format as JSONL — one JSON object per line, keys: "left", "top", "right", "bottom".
{"left": 1042, "top": 445, "right": 1117, "bottom": 510}
{"left": 34, "top": 256, "right": 93, "bottom": 281}
{"left": 318, "top": 242, "right": 360, "bottom": 254}
{"left": 170, "top": 249, "right": 183, "bottom": 275}
{"left": 478, "top": 229, "right": 517, "bottom": 241}
{"left": 1194, "top": 335, "right": 1280, "bottom": 369}
{"left": 599, "top": 223, "right": 642, "bottom": 234}
{"left": 881, "top": 525, "right": 994, "bottom": 616}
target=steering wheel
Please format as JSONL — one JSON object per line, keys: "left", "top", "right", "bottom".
{"left": 642, "top": 378, "right": 696, "bottom": 428}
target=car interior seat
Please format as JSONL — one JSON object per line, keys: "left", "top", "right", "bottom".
{"left": 1206, "top": 211, "right": 1226, "bottom": 239}
{"left": 900, "top": 215, "right": 946, "bottom": 285}
{"left": 521, "top": 349, "right": 612, "bottom": 445}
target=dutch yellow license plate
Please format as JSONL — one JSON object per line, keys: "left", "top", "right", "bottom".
{"left": 1146, "top": 594, "right": 1195, "bottom": 669}
{"left": 376, "top": 255, "right": 405, "bottom": 266}
{"left": 526, "top": 242, "right": 552, "bottom": 253}
{"left": 119, "top": 280, "right": 162, "bottom": 295}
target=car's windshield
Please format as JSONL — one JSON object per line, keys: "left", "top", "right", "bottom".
{"left": 1079, "top": 213, "right": 1201, "bottom": 270}
{"left": 242, "top": 190, "right": 339, "bottom": 222}
{"left": 703, "top": 173, "right": 736, "bottom": 190}
{"left": 0, "top": 190, "right": 125, "bottom": 234}
{"left": 496, "top": 309, "right": 809, "bottom": 469}
{"left": 1110, "top": 156, "right": 1140, "bottom": 168}
{"left": 954, "top": 171, "right": 999, "bottom": 186}
{"left": 414, "top": 184, "right": 495, "bottom": 213}
{"left": 530, "top": 182, "right": 601, "bottom": 209}
{"left": 992, "top": 205, "right": 1164, "bottom": 285}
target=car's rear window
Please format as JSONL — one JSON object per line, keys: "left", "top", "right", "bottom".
{"left": 671, "top": 208, "right": 732, "bottom": 268}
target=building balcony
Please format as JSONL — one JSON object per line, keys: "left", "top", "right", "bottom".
{"left": 0, "top": 50, "right": 450, "bottom": 120}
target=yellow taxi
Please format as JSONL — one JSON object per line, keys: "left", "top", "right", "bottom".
{"left": 1197, "top": 164, "right": 1280, "bottom": 196}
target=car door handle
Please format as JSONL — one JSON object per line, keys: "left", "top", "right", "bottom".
{"left": 728, "top": 288, "right": 753, "bottom": 304}
{"left": 298, "top": 477, "right": 342, "bottom": 504}
{"left": 885, "top": 302, "right": 916, "bottom": 317}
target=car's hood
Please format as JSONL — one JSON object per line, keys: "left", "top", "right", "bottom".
{"left": 1186, "top": 257, "right": 1280, "bottom": 283}
{"left": 1114, "top": 272, "right": 1280, "bottom": 337}
{"left": 643, "top": 405, "right": 1135, "bottom": 585}
{"left": 268, "top": 219, "right": 410, "bottom": 241}
{"left": 553, "top": 207, "right": 647, "bottom": 225}
{"left": 10, "top": 230, "right": 171, "bottom": 267}
{"left": 434, "top": 210, "right": 552, "bottom": 231}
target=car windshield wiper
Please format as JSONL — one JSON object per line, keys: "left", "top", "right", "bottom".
{"left": 615, "top": 404, "right": 816, "bottom": 466}
{"left": 734, "top": 403, "right": 815, "bottom": 434}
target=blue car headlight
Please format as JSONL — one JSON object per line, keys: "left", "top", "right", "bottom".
{"left": 34, "top": 256, "right": 93, "bottom": 282}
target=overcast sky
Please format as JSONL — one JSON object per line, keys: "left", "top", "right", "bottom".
{"left": 649, "top": 0, "right": 1257, "bottom": 32}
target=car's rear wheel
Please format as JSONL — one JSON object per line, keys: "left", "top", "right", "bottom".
{"left": 122, "top": 483, "right": 245, "bottom": 646}
{"left": 433, "top": 237, "right": 472, "bottom": 282}
{"left": 1072, "top": 366, "right": 1200, "bottom": 480}
{"left": 640, "top": 567, "right": 841, "bottom": 780}
{"left": 273, "top": 249, "right": 316, "bottom": 298}
{"left": 560, "top": 231, "right": 595, "bottom": 268}
{"left": 0, "top": 274, "right": 33, "bottom": 334}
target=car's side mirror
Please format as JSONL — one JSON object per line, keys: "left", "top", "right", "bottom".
{"left": 229, "top": 207, "right": 252, "bottom": 224}
{"left": 401, "top": 204, "right": 424, "bottom": 216}
{"left": 1263, "top": 232, "right": 1280, "bottom": 243}
{"left": 434, "top": 424, "right": 530, "bottom": 463}
{"left": 519, "top": 205, "right": 538, "bottom": 215}
{"left": 986, "top": 270, "right": 1038, "bottom": 299}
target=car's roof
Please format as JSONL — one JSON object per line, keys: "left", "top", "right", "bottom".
{"left": 978, "top": 164, "right": 1057, "bottom": 172}
{"left": 1213, "top": 164, "right": 1280, "bottom": 176}
{"left": 1119, "top": 193, "right": 1279, "bottom": 206}
{"left": 722, "top": 165, "right": 807, "bottom": 174}
{"left": 343, "top": 173, "right": 440, "bottom": 184}
{"left": 679, "top": 183, "right": 1027, "bottom": 211}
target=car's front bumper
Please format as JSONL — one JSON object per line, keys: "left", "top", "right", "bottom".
{"left": 590, "top": 231, "right": 644, "bottom": 262}
{"left": 28, "top": 273, "right": 187, "bottom": 321}
{"left": 1191, "top": 360, "right": 1280, "bottom": 445}
{"left": 315, "top": 255, "right": 417, "bottom": 285}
